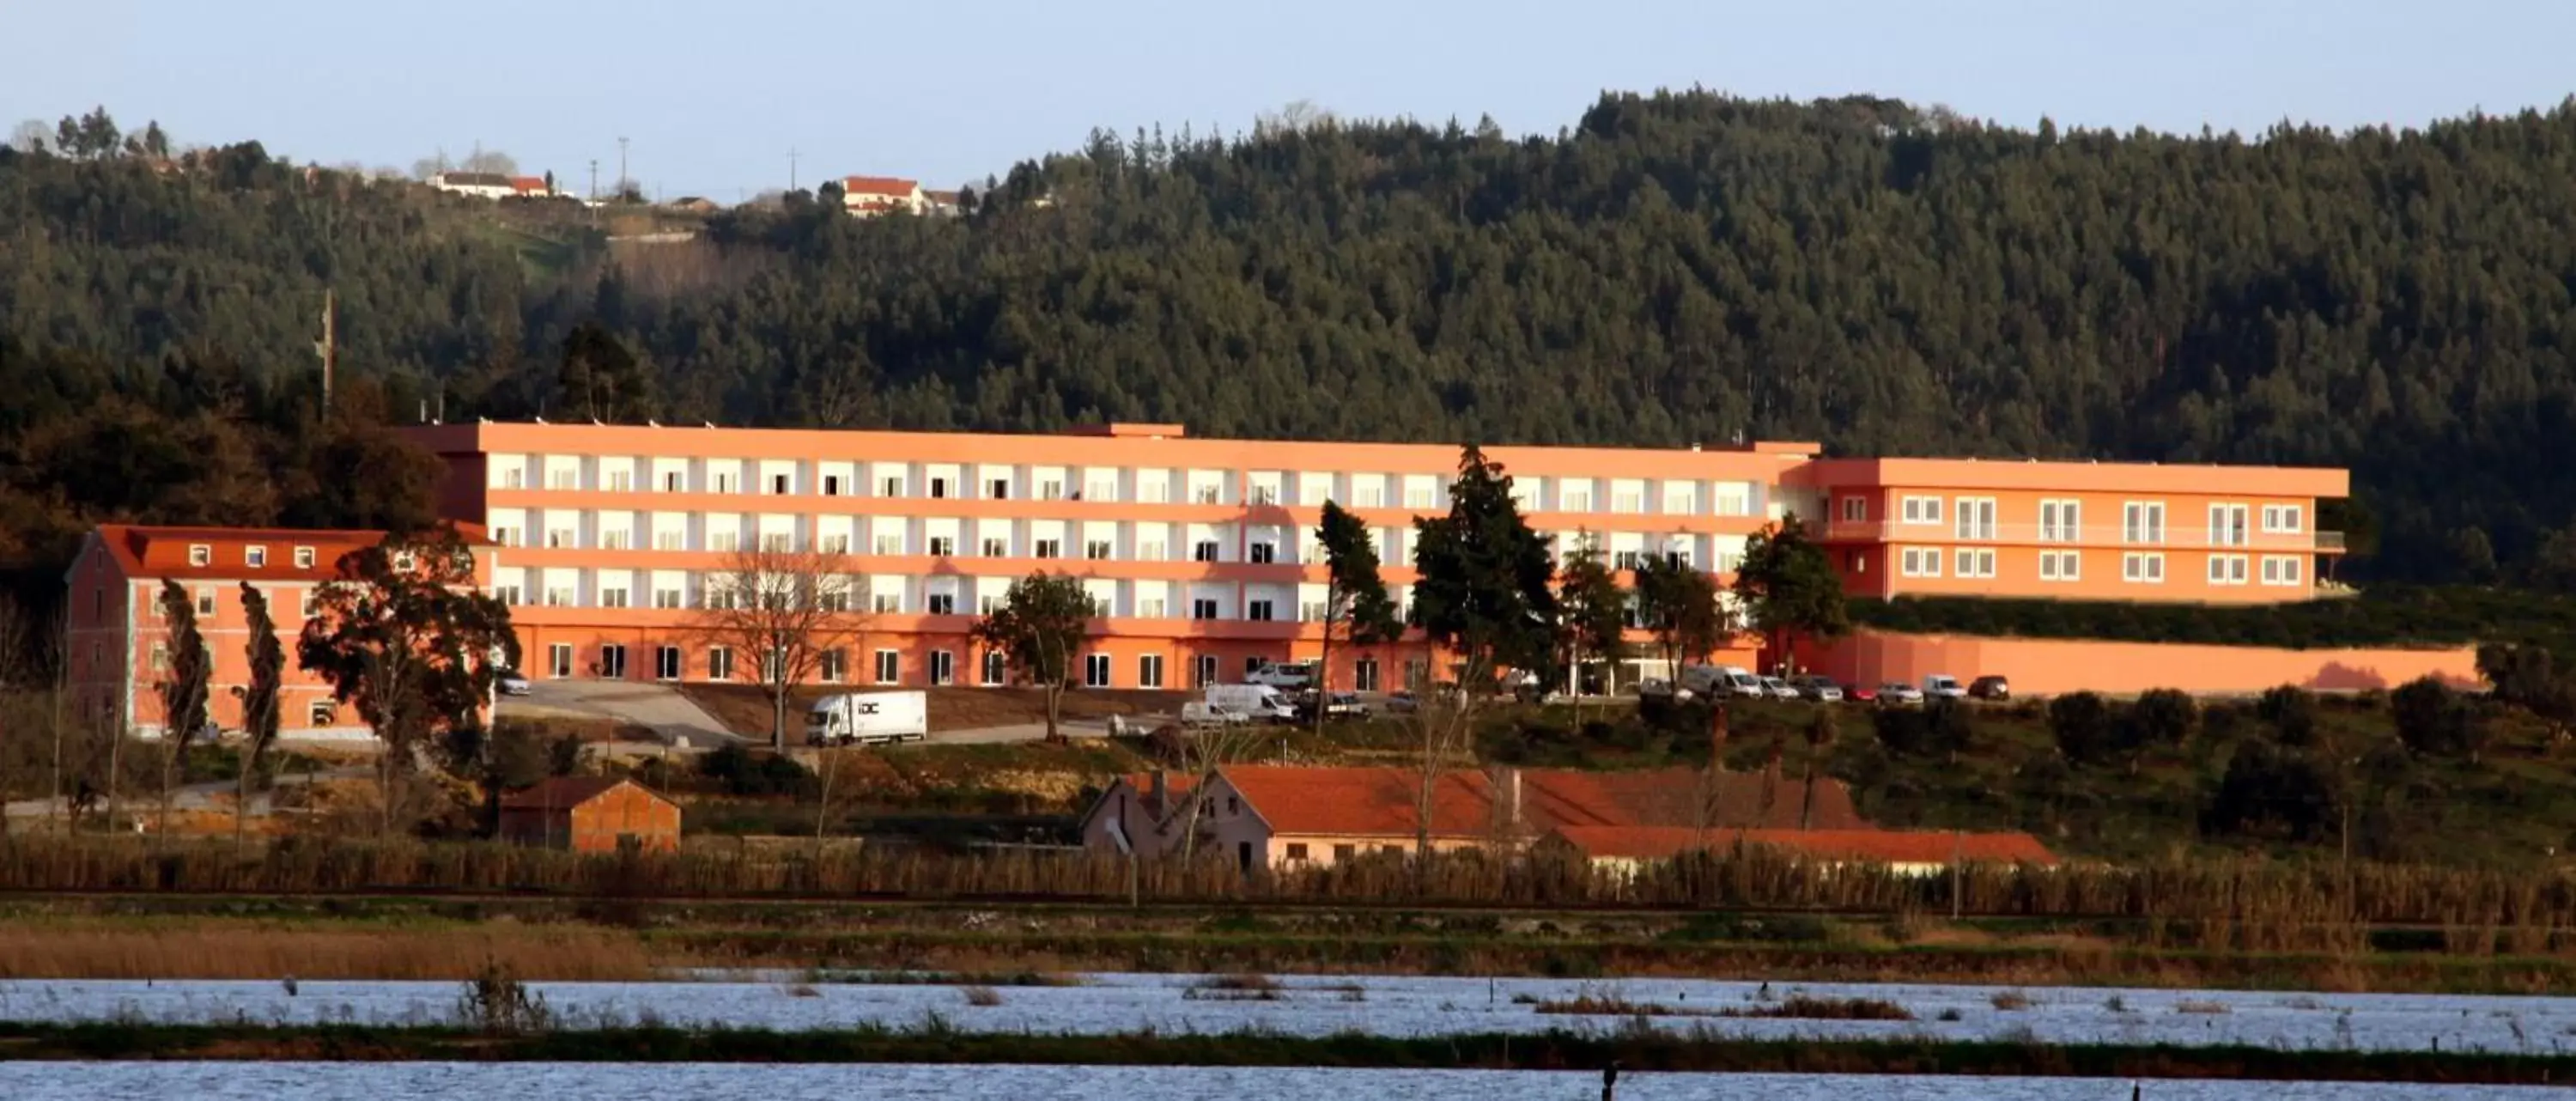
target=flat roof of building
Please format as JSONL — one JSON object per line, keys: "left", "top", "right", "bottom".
{"left": 1789, "top": 455, "right": 2348, "bottom": 498}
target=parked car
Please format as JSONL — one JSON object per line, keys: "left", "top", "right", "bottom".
{"left": 1759, "top": 676, "right": 1801, "bottom": 701}
{"left": 1386, "top": 690, "right": 1420, "bottom": 714}
{"left": 1796, "top": 676, "right": 1844, "bottom": 703}
{"left": 1922, "top": 674, "right": 1968, "bottom": 700}
{"left": 1843, "top": 682, "right": 1877, "bottom": 703}
{"left": 1969, "top": 675, "right": 2012, "bottom": 701}
{"left": 1635, "top": 678, "right": 1676, "bottom": 698}
{"left": 1180, "top": 701, "right": 1249, "bottom": 727}
{"left": 1878, "top": 682, "right": 1926, "bottom": 706}
{"left": 496, "top": 671, "right": 532, "bottom": 696}
{"left": 1300, "top": 691, "right": 1371, "bottom": 721}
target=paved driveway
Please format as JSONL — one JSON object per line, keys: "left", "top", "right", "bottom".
{"left": 499, "top": 681, "right": 741, "bottom": 747}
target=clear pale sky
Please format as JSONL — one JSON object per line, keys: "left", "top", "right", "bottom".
{"left": 7, "top": 0, "right": 2571, "bottom": 201}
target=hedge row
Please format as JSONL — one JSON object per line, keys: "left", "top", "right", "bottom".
{"left": 1846, "top": 585, "right": 2576, "bottom": 654}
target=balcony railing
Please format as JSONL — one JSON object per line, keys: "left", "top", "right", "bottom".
{"left": 1822, "top": 520, "right": 2344, "bottom": 550}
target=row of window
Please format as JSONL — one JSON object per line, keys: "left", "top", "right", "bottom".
{"left": 499, "top": 577, "right": 1358, "bottom": 623}
{"left": 1890, "top": 548, "right": 2308, "bottom": 586}
{"left": 492, "top": 457, "right": 1762, "bottom": 516}
{"left": 1864, "top": 498, "right": 2306, "bottom": 544}
{"left": 539, "top": 642, "right": 1394, "bottom": 692}
{"left": 149, "top": 585, "right": 320, "bottom": 619}
{"left": 185, "top": 544, "right": 320, "bottom": 569}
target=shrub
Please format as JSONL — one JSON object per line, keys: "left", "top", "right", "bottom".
{"left": 697, "top": 744, "right": 816, "bottom": 797}
{"left": 2256, "top": 685, "right": 2320, "bottom": 746}
{"left": 2047, "top": 692, "right": 2116, "bottom": 766}
{"left": 2127, "top": 689, "right": 2198, "bottom": 748}
{"left": 960, "top": 985, "right": 1003, "bottom": 1007}
{"left": 2391, "top": 676, "right": 2488, "bottom": 761}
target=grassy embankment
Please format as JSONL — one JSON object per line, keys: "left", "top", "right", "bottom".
{"left": 3, "top": 1018, "right": 2570, "bottom": 1084}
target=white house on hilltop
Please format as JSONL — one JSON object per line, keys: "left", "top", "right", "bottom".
{"left": 841, "top": 175, "right": 926, "bottom": 216}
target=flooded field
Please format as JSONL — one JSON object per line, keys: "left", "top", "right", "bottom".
{"left": 6, "top": 972, "right": 2576, "bottom": 1054}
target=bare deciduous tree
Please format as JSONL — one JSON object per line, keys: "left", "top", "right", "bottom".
{"left": 690, "top": 546, "right": 867, "bottom": 751}
{"left": 1169, "top": 718, "right": 1267, "bottom": 860}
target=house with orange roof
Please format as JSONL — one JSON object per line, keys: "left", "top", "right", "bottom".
{"left": 499, "top": 776, "right": 681, "bottom": 852}
{"left": 1539, "top": 824, "right": 2056, "bottom": 878}
{"left": 841, "top": 174, "right": 926, "bottom": 216}
{"left": 1079, "top": 763, "right": 1863, "bottom": 872}
{"left": 63, "top": 524, "right": 497, "bottom": 741}
{"left": 508, "top": 175, "right": 551, "bottom": 198}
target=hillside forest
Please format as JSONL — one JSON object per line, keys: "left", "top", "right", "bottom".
{"left": 9, "top": 92, "right": 2576, "bottom": 615}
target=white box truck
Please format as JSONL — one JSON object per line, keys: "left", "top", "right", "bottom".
{"left": 805, "top": 690, "right": 929, "bottom": 746}
{"left": 1677, "top": 664, "right": 1764, "bottom": 698}
{"left": 1205, "top": 683, "right": 1297, "bottom": 723}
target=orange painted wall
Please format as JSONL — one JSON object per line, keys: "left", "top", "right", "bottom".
{"left": 501, "top": 786, "right": 682, "bottom": 852}
{"left": 1795, "top": 630, "right": 2481, "bottom": 696}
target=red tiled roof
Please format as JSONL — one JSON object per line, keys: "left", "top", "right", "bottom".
{"left": 509, "top": 176, "right": 547, "bottom": 192}
{"left": 88, "top": 524, "right": 489, "bottom": 584}
{"left": 1206, "top": 764, "right": 1862, "bottom": 840}
{"left": 842, "top": 175, "right": 920, "bottom": 197}
{"left": 499, "top": 776, "right": 665, "bottom": 810}
{"left": 1548, "top": 825, "right": 2057, "bottom": 866}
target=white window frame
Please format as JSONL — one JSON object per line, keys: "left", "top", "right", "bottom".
{"left": 293, "top": 546, "right": 315, "bottom": 569}
{"left": 1953, "top": 497, "right": 1996, "bottom": 541}
{"left": 2207, "top": 553, "right": 2250, "bottom": 586}
{"left": 931, "top": 649, "right": 956, "bottom": 686}
{"left": 246, "top": 545, "right": 268, "bottom": 568}
{"left": 873, "top": 649, "right": 901, "bottom": 684}
{"left": 187, "top": 544, "right": 211, "bottom": 567}
{"left": 2038, "top": 550, "right": 2080, "bottom": 581}
{"left": 1840, "top": 496, "right": 1867, "bottom": 523}
{"left": 1899, "top": 496, "right": 1942, "bottom": 526}
{"left": 981, "top": 649, "right": 1007, "bottom": 686}
{"left": 2123, "top": 551, "right": 2165, "bottom": 584}
{"left": 2208, "top": 503, "right": 2250, "bottom": 547}
{"left": 1084, "top": 653, "right": 1112, "bottom": 689}
{"left": 1952, "top": 547, "right": 1996, "bottom": 579}
{"left": 2260, "top": 555, "right": 2306, "bottom": 587}
{"left": 2123, "top": 501, "right": 2166, "bottom": 544}
{"left": 2038, "top": 499, "right": 2081, "bottom": 543}
{"left": 1899, "top": 547, "right": 1942, "bottom": 578}
{"left": 2262, "top": 504, "right": 2306, "bottom": 534}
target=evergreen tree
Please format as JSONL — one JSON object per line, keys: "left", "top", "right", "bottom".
{"left": 153, "top": 579, "right": 211, "bottom": 833}
{"left": 1633, "top": 556, "right": 1723, "bottom": 675}
{"left": 1732, "top": 515, "right": 1848, "bottom": 672}
{"left": 234, "top": 581, "right": 284, "bottom": 845}
{"left": 1553, "top": 533, "right": 1628, "bottom": 696}
{"left": 1408, "top": 446, "right": 1559, "bottom": 692}
{"left": 970, "top": 573, "right": 1094, "bottom": 744}
{"left": 1313, "top": 499, "right": 1400, "bottom": 727}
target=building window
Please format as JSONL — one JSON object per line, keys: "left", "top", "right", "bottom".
{"left": 548, "top": 643, "right": 574, "bottom": 678}
{"left": 150, "top": 642, "right": 169, "bottom": 672}
{"left": 187, "top": 544, "right": 210, "bottom": 567}
{"left": 708, "top": 646, "right": 733, "bottom": 680}
{"left": 1953, "top": 497, "right": 1996, "bottom": 541}
{"left": 1042, "top": 478, "right": 1067, "bottom": 501}
{"left": 2208, "top": 553, "right": 2250, "bottom": 585}
{"left": 2039, "top": 499, "right": 2081, "bottom": 543}
{"left": 1840, "top": 496, "right": 1867, "bottom": 523}
{"left": 1192, "top": 599, "right": 1219, "bottom": 621}
{"left": 546, "top": 527, "right": 575, "bottom": 549}
{"left": 1246, "top": 599, "right": 1275, "bottom": 622}
{"left": 501, "top": 466, "right": 526, "bottom": 489}
{"left": 246, "top": 545, "right": 268, "bottom": 568}
{"left": 712, "top": 471, "right": 738, "bottom": 494}
{"left": 929, "top": 476, "right": 950, "bottom": 499}
{"left": 1084, "top": 653, "right": 1111, "bottom": 688}
{"left": 931, "top": 650, "right": 956, "bottom": 685}
{"left": 2123, "top": 502, "right": 2166, "bottom": 544}
{"left": 1137, "top": 597, "right": 1168, "bottom": 617}
{"left": 2261, "top": 555, "right": 2306, "bottom": 587}
{"left": 653, "top": 584, "right": 682, "bottom": 609}
{"left": 872, "top": 591, "right": 902, "bottom": 614}
{"left": 655, "top": 646, "right": 683, "bottom": 681}
{"left": 987, "top": 478, "right": 1010, "bottom": 500}
{"left": 928, "top": 593, "right": 957, "bottom": 616}
{"left": 308, "top": 701, "right": 336, "bottom": 727}
{"left": 981, "top": 649, "right": 1006, "bottom": 686}
{"left": 1952, "top": 548, "right": 1996, "bottom": 578}
{"left": 823, "top": 474, "right": 845, "bottom": 496}
{"left": 550, "top": 467, "right": 580, "bottom": 490}
{"left": 2208, "top": 504, "right": 2249, "bottom": 547}
{"left": 196, "top": 587, "right": 216, "bottom": 616}
{"left": 1249, "top": 543, "right": 1276, "bottom": 564}
{"left": 1900, "top": 496, "right": 1942, "bottom": 525}
{"left": 1195, "top": 654, "right": 1219, "bottom": 688}
{"left": 1193, "top": 540, "right": 1219, "bottom": 563}
{"left": 1139, "top": 654, "right": 1164, "bottom": 689}
{"left": 661, "top": 471, "right": 685, "bottom": 492}
{"left": 1333, "top": 843, "right": 1358, "bottom": 862}
{"left": 544, "top": 583, "right": 574, "bottom": 606}
{"left": 1355, "top": 658, "right": 1381, "bottom": 692}
{"left": 2262, "top": 504, "right": 2305, "bottom": 533}
{"left": 981, "top": 536, "right": 1008, "bottom": 557}
{"left": 1035, "top": 538, "right": 1062, "bottom": 559}
{"left": 1285, "top": 842, "right": 1309, "bottom": 863}
{"left": 1137, "top": 538, "right": 1168, "bottom": 561}
{"left": 608, "top": 470, "right": 634, "bottom": 492}
{"left": 1899, "top": 547, "right": 1942, "bottom": 578}
{"left": 301, "top": 590, "right": 320, "bottom": 617}
{"left": 874, "top": 649, "right": 901, "bottom": 684}
{"left": 879, "top": 475, "right": 904, "bottom": 497}
{"left": 2038, "top": 550, "right": 2081, "bottom": 581}
{"left": 1085, "top": 539, "right": 1113, "bottom": 561}
{"left": 819, "top": 648, "right": 847, "bottom": 683}
{"left": 598, "top": 644, "right": 628, "bottom": 679}
{"left": 294, "top": 546, "right": 315, "bottom": 569}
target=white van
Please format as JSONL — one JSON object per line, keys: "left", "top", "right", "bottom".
{"left": 805, "top": 690, "right": 930, "bottom": 745}
{"left": 1678, "top": 664, "right": 1764, "bottom": 698}
{"left": 1243, "top": 660, "right": 1318, "bottom": 690}
{"left": 1205, "top": 683, "right": 1297, "bottom": 722}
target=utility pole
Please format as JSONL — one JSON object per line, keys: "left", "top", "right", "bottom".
{"left": 313, "top": 288, "right": 337, "bottom": 416}
{"left": 617, "top": 136, "right": 629, "bottom": 200}
{"left": 788, "top": 147, "right": 799, "bottom": 192}
{"left": 588, "top": 159, "right": 598, "bottom": 201}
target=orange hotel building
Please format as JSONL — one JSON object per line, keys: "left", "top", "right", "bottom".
{"left": 394, "top": 422, "right": 2346, "bottom": 696}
